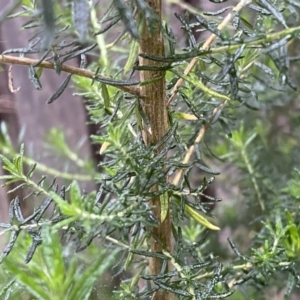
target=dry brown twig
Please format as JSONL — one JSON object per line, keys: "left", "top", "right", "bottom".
{"left": 167, "top": 0, "right": 252, "bottom": 106}
{"left": 0, "top": 55, "right": 140, "bottom": 96}
{"left": 170, "top": 0, "right": 252, "bottom": 186}
{"left": 8, "top": 65, "right": 20, "bottom": 93}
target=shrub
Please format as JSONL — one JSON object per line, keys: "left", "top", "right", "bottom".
{"left": 0, "top": 0, "right": 300, "bottom": 299}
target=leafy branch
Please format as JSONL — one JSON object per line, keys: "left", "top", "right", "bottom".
{"left": 170, "top": 21, "right": 300, "bottom": 189}
{"left": 167, "top": 0, "right": 252, "bottom": 106}
{"left": 0, "top": 142, "right": 93, "bottom": 181}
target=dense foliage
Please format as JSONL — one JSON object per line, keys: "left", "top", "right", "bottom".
{"left": 0, "top": 0, "right": 300, "bottom": 299}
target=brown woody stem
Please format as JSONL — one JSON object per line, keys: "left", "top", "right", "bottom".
{"left": 138, "top": 1, "right": 173, "bottom": 299}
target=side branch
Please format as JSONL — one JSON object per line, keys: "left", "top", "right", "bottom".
{"left": 172, "top": 101, "right": 226, "bottom": 186}
{"left": 170, "top": 0, "right": 251, "bottom": 187}
{"left": 167, "top": 0, "right": 252, "bottom": 106}
{"left": 0, "top": 55, "right": 140, "bottom": 96}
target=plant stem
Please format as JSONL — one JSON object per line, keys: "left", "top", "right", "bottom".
{"left": 208, "top": 25, "right": 300, "bottom": 55}
{"left": 241, "top": 146, "right": 265, "bottom": 211}
{"left": 138, "top": 0, "right": 173, "bottom": 299}
{"left": 0, "top": 55, "right": 140, "bottom": 96}
{"left": 172, "top": 101, "right": 226, "bottom": 186}
{"left": 167, "top": 0, "right": 252, "bottom": 106}
{"left": 169, "top": 0, "right": 252, "bottom": 190}
{"left": 88, "top": 0, "right": 108, "bottom": 66}
{"left": 0, "top": 144, "right": 94, "bottom": 181}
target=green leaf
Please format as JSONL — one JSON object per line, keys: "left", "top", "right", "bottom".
{"left": 134, "top": 104, "right": 143, "bottom": 128}
{"left": 171, "top": 69, "right": 231, "bottom": 101}
{"left": 70, "top": 181, "right": 82, "bottom": 207}
{"left": 101, "top": 83, "right": 110, "bottom": 108}
{"left": 63, "top": 258, "right": 78, "bottom": 294}
{"left": 68, "top": 248, "right": 120, "bottom": 300}
{"left": 3, "top": 260, "right": 49, "bottom": 300}
{"left": 174, "top": 197, "right": 220, "bottom": 230}
{"left": 139, "top": 75, "right": 164, "bottom": 86}
{"left": 61, "top": 44, "right": 97, "bottom": 64}
{"left": 41, "top": 0, "right": 55, "bottom": 48}
{"left": 259, "top": 0, "right": 287, "bottom": 28}
{"left": 41, "top": 226, "right": 65, "bottom": 288}
{"left": 160, "top": 191, "right": 168, "bottom": 222}
{"left": 195, "top": 163, "right": 220, "bottom": 175}
{"left": 124, "top": 251, "right": 134, "bottom": 271}
{"left": 1, "top": 178, "right": 22, "bottom": 187}
{"left": 0, "top": 279, "right": 15, "bottom": 299}
{"left": 36, "top": 66, "right": 44, "bottom": 78}
{"left": 50, "top": 191, "right": 75, "bottom": 216}
{"left": 72, "top": 0, "right": 90, "bottom": 44}
{"left": 47, "top": 74, "right": 72, "bottom": 104}
{"left": 15, "top": 155, "right": 23, "bottom": 176}
{"left": 124, "top": 39, "right": 139, "bottom": 74}
{"left": 28, "top": 65, "right": 42, "bottom": 90}
{"left": 113, "top": 0, "right": 139, "bottom": 39}
{"left": 0, "top": 155, "right": 17, "bottom": 174}
{"left": 244, "top": 132, "right": 257, "bottom": 149}
{"left": 173, "top": 112, "right": 197, "bottom": 121}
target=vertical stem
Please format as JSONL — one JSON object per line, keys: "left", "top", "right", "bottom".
{"left": 241, "top": 146, "right": 265, "bottom": 211}
{"left": 139, "top": 1, "right": 173, "bottom": 300}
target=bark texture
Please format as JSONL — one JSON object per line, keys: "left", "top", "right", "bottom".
{"left": 139, "top": 1, "right": 173, "bottom": 300}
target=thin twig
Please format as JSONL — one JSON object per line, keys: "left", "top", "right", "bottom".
{"left": 0, "top": 144, "right": 94, "bottom": 181}
{"left": 89, "top": 1, "right": 108, "bottom": 66}
{"left": 172, "top": 102, "right": 226, "bottom": 186}
{"left": 241, "top": 146, "right": 265, "bottom": 211}
{"left": 166, "top": 0, "right": 219, "bottom": 20}
{"left": 170, "top": 0, "right": 251, "bottom": 187}
{"left": 207, "top": 26, "right": 300, "bottom": 55}
{"left": 171, "top": 58, "right": 258, "bottom": 187}
{"left": 0, "top": 222, "right": 129, "bottom": 248}
{"left": 167, "top": 0, "right": 252, "bottom": 106}
{"left": 8, "top": 65, "right": 20, "bottom": 93}
{"left": 0, "top": 55, "right": 140, "bottom": 96}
